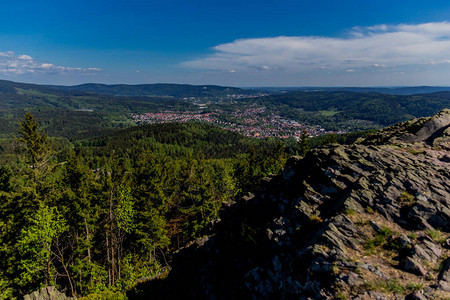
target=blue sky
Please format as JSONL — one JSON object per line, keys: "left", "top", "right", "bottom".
{"left": 2, "top": 0, "right": 450, "bottom": 86}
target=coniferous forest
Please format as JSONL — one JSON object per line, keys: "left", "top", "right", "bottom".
{"left": 0, "top": 113, "right": 291, "bottom": 299}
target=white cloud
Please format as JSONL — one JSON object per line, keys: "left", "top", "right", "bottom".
{"left": 183, "top": 22, "right": 450, "bottom": 73}
{"left": 0, "top": 51, "right": 101, "bottom": 75}
{"left": 17, "top": 55, "right": 32, "bottom": 60}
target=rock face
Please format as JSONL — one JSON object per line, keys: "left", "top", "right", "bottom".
{"left": 131, "top": 110, "right": 450, "bottom": 300}
{"left": 23, "top": 286, "right": 73, "bottom": 300}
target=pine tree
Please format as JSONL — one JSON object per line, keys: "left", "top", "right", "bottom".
{"left": 18, "top": 113, "right": 49, "bottom": 183}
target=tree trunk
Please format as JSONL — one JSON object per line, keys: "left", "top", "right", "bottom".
{"left": 84, "top": 217, "right": 91, "bottom": 262}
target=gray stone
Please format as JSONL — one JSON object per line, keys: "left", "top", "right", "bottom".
{"left": 405, "top": 291, "right": 428, "bottom": 300}
{"left": 404, "top": 257, "right": 428, "bottom": 276}
{"left": 437, "top": 258, "right": 450, "bottom": 291}
{"left": 23, "top": 286, "right": 73, "bottom": 300}
{"left": 346, "top": 271, "right": 363, "bottom": 286}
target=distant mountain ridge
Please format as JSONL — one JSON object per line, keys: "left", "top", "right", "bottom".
{"left": 1, "top": 78, "right": 450, "bottom": 97}
{"left": 46, "top": 82, "right": 254, "bottom": 98}
{"left": 261, "top": 86, "right": 450, "bottom": 95}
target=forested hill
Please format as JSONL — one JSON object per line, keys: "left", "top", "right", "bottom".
{"left": 1, "top": 79, "right": 450, "bottom": 139}
{"left": 251, "top": 91, "right": 450, "bottom": 128}
{"left": 0, "top": 113, "right": 289, "bottom": 299}
{"left": 279, "top": 86, "right": 450, "bottom": 95}
{"left": 46, "top": 83, "right": 253, "bottom": 97}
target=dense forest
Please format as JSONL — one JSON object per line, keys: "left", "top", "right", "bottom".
{"left": 252, "top": 91, "right": 450, "bottom": 130}
{"left": 47, "top": 83, "right": 255, "bottom": 98}
{"left": 0, "top": 113, "right": 296, "bottom": 299}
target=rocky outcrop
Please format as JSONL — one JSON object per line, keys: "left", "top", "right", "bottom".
{"left": 23, "top": 286, "right": 73, "bottom": 300}
{"left": 130, "top": 110, "right": 450, "bottom": 300}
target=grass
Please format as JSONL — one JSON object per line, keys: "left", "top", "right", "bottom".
{"left": 365, "top": 279, "right": 425, "bottom": 294}
{"left": 345, "top": 208, "right": 356, "bottom": 216}
{"left": 335, "top": 293, "right": 347, "bottom": 300}
{"left": 365, "top": 279, "right": 406, "bottom": 294}
{"left": 365, "top": 207, "right": 375, "bottom": 214}
{"left": 409, "top": 149, "right": 425, "bottom": 155}
{"left": 398, "top": 191, "right": 415, "bottom": 206}
{"left": 331, "top": 263, "right": 340, "bottom": 275}
{"left": 364, "top": 226, "right": 393, "bottom": 255}
{"left": 364, "top": 279, "right": 424, "bottom": 294}
{"left": 406, "top": 282, "right": 424, "bottom": 291}
{"left": 355, "top": 219, "right": 370, "bottom": 226}
{"left": 427, "top": 229, "right": 447, "bottom": 244}
{"left": 408, "top": 232, "right": 418, "bottom": 240}
{"left": 309, "top": 214, "right": 323, "bottom": 224}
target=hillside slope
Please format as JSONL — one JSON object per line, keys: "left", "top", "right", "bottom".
{"left": 46, "top": 83, "right": 253, "bottom": 98}
{"left": 132, "top": 109, "right": 450, "bottom": 299}
{"left": 253, "top": 91, "right": 450, "bottom": 129}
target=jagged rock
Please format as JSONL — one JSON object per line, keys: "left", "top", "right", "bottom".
{"left": 399, "top": 108, "right": 450, "bottom": 143}
{"left": 132, "top": 110, "right": 450, "bottom": 300}
{"left": 344, "top": 271, "right": 364, "bottom": 286}
{"left": 23, "top": 286, "right": 73, "bottom": 300}
{"left": 369, "top": 220, "right": 383, "bottom": 232}
{"left": 354, "top": 291, "right": 389, "bottom": 299}
{"left": 396, "top": 234, "right": 412, "bottom": 248}
{"left": 405, "top": 291, "right": 429, "bottom": 300}
{"left": 411, "top": 240, "right": 442, "bottom": 264}
{"left": 438, "top": 258, "right": 450, "bottom": 291}
{"left": 404, "top": 257, "right": 428, "bottom": 276}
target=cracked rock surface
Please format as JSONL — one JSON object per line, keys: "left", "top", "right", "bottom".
{"left": 133, "top": 110, "right": 450, "bottom": 300}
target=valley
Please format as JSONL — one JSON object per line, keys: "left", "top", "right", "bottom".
{"left": 0, "top": 80, "right": 449, "bottom": 299}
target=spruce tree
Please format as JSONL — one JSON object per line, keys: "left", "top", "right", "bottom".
{"left": 18, "top": 113, "right": 49, "bottom": 183}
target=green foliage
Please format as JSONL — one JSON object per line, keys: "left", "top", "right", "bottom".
{"left": 345, "top": 209, "right": 356, "bottom": 216}
{"left": 409, "top": 149, "right": 425, "bottom": 155}
{"left": 80, "top": 290, "right": 128, "bottom": 300}
{"left": 365, "top": 279, "right": 424, "bottom": 294}
{"left": 406, "top": 282, "right": 424, "bottom": 291}
{"left": 18, "top": 112, "right": 48, "bottom": 167}
{"left": 364, "top": 226, "right": 393, "bottom": 255}
{"left": 116, "top": 186, "right": 135, "bottom": 234}
{"left": 0, "top": 276, "right": 13, "bottom": 300}
{"left": 427, "top": 229, "right": 447, "bottom": 244}
{"left": 365, "top": 279, "right": 406, "bottom": 294}
{"left": 0, "top": 165, "right": 12, "bottom": 192}
{"left": 254, "top": 91, "right": 450, "bottom": 131}
{"left": 18, "top": 202, "right": 67, "bottom": 288}
{"left": 336, "top": 293, "right": 347, "bottom": 300}
{"left": 0, "top": 114, "right": 290, "bottom": 297}
{"left": 398, "top": 190, "right": 415, "bottom": 206}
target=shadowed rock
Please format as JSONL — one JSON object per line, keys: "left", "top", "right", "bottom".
{"left": 129, "top": 110, "right": 450, "bottom": 299}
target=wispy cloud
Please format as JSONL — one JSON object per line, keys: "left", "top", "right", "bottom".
{"left": 0, "top": 51, "right": 101, "bottom": 75}
{"left": 183, "top": 22, "right": 450, "bottom": 73}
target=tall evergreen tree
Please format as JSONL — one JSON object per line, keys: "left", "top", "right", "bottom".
{"left": 18, "top": 112, "right": 50, "bottom": 183}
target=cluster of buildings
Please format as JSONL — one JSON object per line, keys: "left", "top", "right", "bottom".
{"left": 131, "top": 107, "right": 345, "bottom": 140}
{"left": 132, "top": 111, "right": 217, "bottom": 124}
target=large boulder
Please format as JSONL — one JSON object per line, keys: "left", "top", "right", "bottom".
{"left": 23, "top": 286, "right": 73, "bottom": 300}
